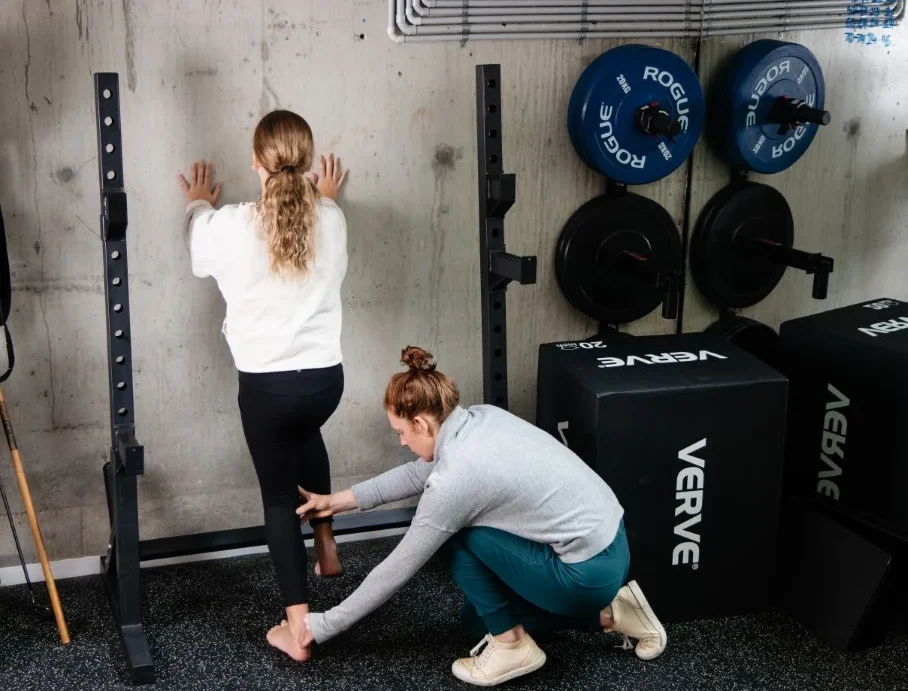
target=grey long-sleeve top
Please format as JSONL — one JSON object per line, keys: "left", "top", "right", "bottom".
{"left": 307, "top": 404, "right": 624, "bottom": 643}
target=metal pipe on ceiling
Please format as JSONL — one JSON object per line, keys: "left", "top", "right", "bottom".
{"left": 416, "top": 7, "right": 869, "bottom": 25}
{"left": 390, "top": 0, "right": 904, "bottom": 42}
{"left": 424, "top": 0, "right": 887, "bottom": 6}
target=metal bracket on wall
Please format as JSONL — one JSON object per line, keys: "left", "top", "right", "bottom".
{"left": 476, "top": 65, "right": 537, "bottom": 410}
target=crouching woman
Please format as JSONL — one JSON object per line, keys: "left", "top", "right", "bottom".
{"left": 284, "top": 346, "right": 667, "bottom": 686}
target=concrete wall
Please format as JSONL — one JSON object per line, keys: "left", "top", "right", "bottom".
{"left": 0, "top": 1, "right": 905, "bottom": 566}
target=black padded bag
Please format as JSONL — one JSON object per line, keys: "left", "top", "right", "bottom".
{"left": 0, "top": 200, "right": 14, "bottom": 382}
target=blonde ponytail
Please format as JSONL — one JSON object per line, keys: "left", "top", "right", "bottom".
{"left": 253, "top": 110, "right": 319, "bottom": 277}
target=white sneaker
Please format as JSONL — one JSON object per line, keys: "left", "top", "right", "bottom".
{"left": 451, "top": 633, "right": 547, "bottom": 686}
{"left": 607, "top": 580, "right": 667, "bottom": 660}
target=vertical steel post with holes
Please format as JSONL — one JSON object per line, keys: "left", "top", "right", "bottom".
{"left": 475, "top": 65, "right": 537, "bottom": 410}
{"left": 94, "top": 72, "right": 154, "bottom": 685}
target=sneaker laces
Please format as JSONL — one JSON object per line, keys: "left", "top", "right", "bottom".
{"left": 608, "top": 602, "right": 635, "bottom": 651}
{"left": 469, "top": 634, "right": 496, "bottom": 669}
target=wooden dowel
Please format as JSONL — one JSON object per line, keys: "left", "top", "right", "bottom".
{"left": 0, "top": 387, "right": 70, "bottom": 645}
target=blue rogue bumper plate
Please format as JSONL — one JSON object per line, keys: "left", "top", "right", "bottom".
{"left": 710, "top": 39, "right": 829, "bottom": 174}
{"left": 568, "top": 44, "right": 704, "bottom": 185}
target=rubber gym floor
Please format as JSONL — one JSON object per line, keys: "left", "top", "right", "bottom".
{"left": 1, "top": 535, "right": 906, "bottom": 691}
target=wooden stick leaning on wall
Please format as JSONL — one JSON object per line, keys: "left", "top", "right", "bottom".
{"left": 0, "top": 387, "right": 70, "bottom": 644}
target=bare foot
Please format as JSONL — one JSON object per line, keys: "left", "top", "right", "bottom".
{"left": 314, "top": 557, "right": 343, "bottom": 577}
{"left": 266, "top": 620, "right": 311, "bottom": 662}
{"left": 314, "top": 538, "right": 343, "bottom": 577}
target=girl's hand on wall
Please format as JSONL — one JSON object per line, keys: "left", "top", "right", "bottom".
{"left": 305, "top": 153, "right": 348, "bottom": 200}
{"left": 178, "top": 160, "right": 223, "bottom": 206}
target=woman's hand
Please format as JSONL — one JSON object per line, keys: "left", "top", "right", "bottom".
{"left": 178, "top": 160, "right": 223, "bottom": 205}
{"left": 297, "top": 487, "right": 359, "bottom": 522}
{"left": 297, "top": 488, "right": 335, "bottom": 521}
{"left": 304, "top": 153, "right": 348, "bottom": 200}
{"left": 298, "top": 614, "right": 315, "bottom": 650}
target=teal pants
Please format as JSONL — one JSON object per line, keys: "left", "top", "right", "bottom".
{"left": 444, "top": 520, "right": 630, "bottom": 639}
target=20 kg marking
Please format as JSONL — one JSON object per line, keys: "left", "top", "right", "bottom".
{"left": 752, "top": 134, "right": 766, "bottom": 154}
{"left": 616, "top": 74, "right": 631, "bottom": 94}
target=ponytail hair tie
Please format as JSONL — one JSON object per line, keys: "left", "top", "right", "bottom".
{"left": 280, "top": 165, "right": 296, "bottom": 173}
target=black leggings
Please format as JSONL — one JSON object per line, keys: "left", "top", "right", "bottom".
{"left": 237, "top": 364, "right": 344, "bottom": 608}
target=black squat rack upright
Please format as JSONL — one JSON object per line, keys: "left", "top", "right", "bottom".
{"left": 474, "top": 64, "right": 537, "bottom": 409}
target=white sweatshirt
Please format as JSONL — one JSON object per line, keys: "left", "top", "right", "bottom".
{"left": 184, "top": 197, "right": 348, "bottom": 373}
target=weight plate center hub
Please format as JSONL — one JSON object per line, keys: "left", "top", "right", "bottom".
{"left": 594, "top": 231, "right": 653, "bottom": 266}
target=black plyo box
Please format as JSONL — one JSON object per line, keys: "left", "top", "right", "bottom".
{"left": 779, "top": 297, "right": 908, "bottom": 529}
{"left": 536, "top": 333, "right": 788, "bottom": 623}
{"left": 775, "top": 497, "right": 896, "bottom": 651}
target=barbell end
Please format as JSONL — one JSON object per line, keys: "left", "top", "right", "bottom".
{"left": 768, "top": 97, "right": 831, "bottom": 129}
{"left": 799, "top": 106, "right": 831, "bottom": 127}
{"left": 660, "top": 274, "right": 680, "bottom": 320}
{"left": 810, "top": 257, "right": 834, "bottom": 300}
